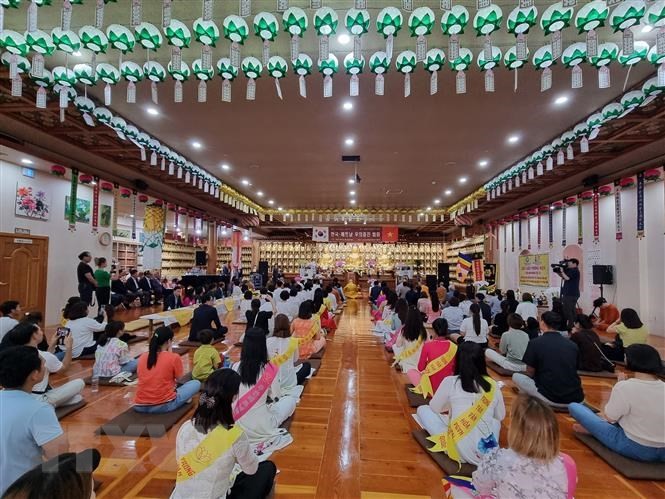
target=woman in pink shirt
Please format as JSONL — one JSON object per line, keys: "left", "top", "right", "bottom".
{"left": 407, "top": 318, "right": 457, "bottom": 396}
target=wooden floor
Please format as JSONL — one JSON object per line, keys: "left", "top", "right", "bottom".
{"left": 48, "top": 300, "right": 665, "bottom": 499}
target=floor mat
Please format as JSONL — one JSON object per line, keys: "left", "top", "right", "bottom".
{"left": 486, "top": 361, "right": 520, "bottom": 377}
{"left": 75, "top": 353, "right": 96, "bottom": 361}
{"left": 308, "top": 358, "right": 321, "bottom": 374}
{"left": 310, "top": 347, "right": 326, "bottom": 360}
{"left": 405, "top": 385, "right": 429, "bottom": 407}
{"left": 55, "top": 400, "right": 87, "bottom": 420}
{"left": 411, "top": 429, "right": 477, "bottom": 477}
{"left": 96, "top": 403, "right": 193, "bottom": 437}
{"left": 177, "top": 336, "right": 226, "bottom": 348}
{"left": 574, "top": 432, "right": 665, "bottom": 480}
{"left": 126, "top": 334, "right": 148, "bottom": 344}
{"left": 124, "top": 319, "right": 150, "bottom": 332}
{"left": 577, "top": 370, "right": 617, "bottom": 378}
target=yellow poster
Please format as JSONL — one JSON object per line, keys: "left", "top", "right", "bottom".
{"left": 519, "top": 254, "right": 550, "bottom": 287}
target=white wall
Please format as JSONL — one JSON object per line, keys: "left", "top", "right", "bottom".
{"left": 0, "top": 160, "right": 114, "bottom": 325}
{"left": 496, "top": 180, "right": 665, "bottom": 336}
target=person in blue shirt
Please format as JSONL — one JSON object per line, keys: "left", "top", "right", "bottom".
{"left": 0, "top": 346, "right": 69, "bottom": 495}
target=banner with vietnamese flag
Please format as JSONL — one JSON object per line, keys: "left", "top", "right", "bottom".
{"left": 381, "top": 226, "right": 399, "bottom": 242}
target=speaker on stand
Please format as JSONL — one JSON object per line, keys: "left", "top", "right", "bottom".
{"left": 195, "top": 250, "right": 207, "bottom": 267}
{"left": 592, "top": 265, "right": 613, "bottom": 300}
{"left": 437, "top": 263, "right": 450, "bottom": 289}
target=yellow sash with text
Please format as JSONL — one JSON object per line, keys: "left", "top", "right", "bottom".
{"left": 270, "top": 337, "right": 300, "bottom": 366}
{"left": 176, "top": 424, "right": 243, "bottom": 482}
{"left": 426, "top": 377, "right": 497, "bottom": 463}
{"left": 391, "top": 337, "right": 424, "bottom": 367}
{"left": 410, "top": 343, "right": 457, "bottom": 398}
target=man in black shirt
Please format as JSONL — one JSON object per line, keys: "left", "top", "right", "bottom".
{"left": 555, "top": 258, "right": 580, "bottom": 331}
{"left": 369, "top": 281, "right": 381, "bottom": 303}
{"left": 405, "top": 284, "right": 420, "bottom": 307}
{"left": 475, "top": 293, "right": 492, "bottom": 324}
{"left": 76, "top": 251, "right": 97, "bottom": 305}
{"left": 188, "top": 293, "right": 227, "bottom": 342}
{"left": 512, "top": 311, "right": 584, "bottom": 406}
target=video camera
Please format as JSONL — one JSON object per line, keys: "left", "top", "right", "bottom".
{"left": 551, "top": 259, "right": 572, "bottom": 273}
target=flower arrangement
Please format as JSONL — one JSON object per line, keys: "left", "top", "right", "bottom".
{"left": 538, "top": 205, "right": 550, "bottom": 213}
{"left": 79, "top": 174, "right": 93, "bottom": 184}
{"left": 50, "top": 164, "right": 66, "bottom": 176}
{"left": 15, "top": 186, "right": 49, "bottom": 220}
{"left": 520, "top": 211, "right": 530, "bottom": 219}
{"left": 334, "top": 259, "right": 345, "bottom": 269}
{"left": 100, "top": 181, "right": 114, "bottom": 192}
{"left": 366, "top": 258, "right": 377, "bottom": 269}
{"left": 167, "top": 203, "right": 176, "bottom": 211}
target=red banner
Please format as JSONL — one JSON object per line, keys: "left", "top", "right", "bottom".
{"left": 381, "top": 226, "right": 399, "bottom": 242}
{"left": 472, "top": 258, "right": 484, "bottom": 282}
{"left": 329, "top": 226, "right": 398, "bottom": 243}
{"left": 91, "top": 176, "right": 100, "bottom": 234}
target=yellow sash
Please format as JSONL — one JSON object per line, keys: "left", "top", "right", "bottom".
{"left": 410, "top": 342, "right": 458, "bottom": 398}
{"left": 427, "top": 377, "right": 497, "bottom": 463}
{"left": 295, "top": 321, "right": 319, "bottom": 346}
{"left": 176, "top": 424, "right": 243, "bottom": 482}
{"left": 391, "top": 337, "right": 424, "bottom": 367}
{"left": 270, "top": 337, "right": 300, "bottom": 366}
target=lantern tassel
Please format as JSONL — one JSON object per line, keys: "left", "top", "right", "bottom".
{"left": 61, "top": 0, "right": 72, "bottom": 31}
{"left": 658, "top": 63, "right": 665, "bottom": 87}
{"left": 274, "top": 78, "right": 283, "bottom": 100}
{"left": 291, "top": 35, "right": 299, "bottom": 62}
{"left": 404, "top": 72, "right": 411, "bottom": 98}
{"left": 198, "top": 80, "right": 207, "bottom": 102}
{"left": 151, "top": 81, "right": 159, "bottom": 104}
{"left": 299, "top": 75, "right": 306, "bottom": 98}
{"left": 541, "top": 67, "right": 552, "bottom": 92}
{"left": 571, "top": 65, "right": 583, "bottom": 88}
{"left": 36, "top": 87, "right": 46, "bottom": 108}
{"left": 430, "top": 71, "right": 437, "bottom": 95}
{"left": 174, "top": 80, "right": 183, "bottom": 102}
{"left": 598, "top": 66, "right": 610, "bottom": 89}
{"left": 95, "top": 0, "right": 104, "bottom": 29}
{"left": 323, "top": 74, "right": 332, "bottom": 98}
{"left": 416, "top": 35, "right": 426, "bottom": 62}
{"left": 239, "top": 0, "right": 251, "bottom": 18}
{"left": 162, "top": 0, "right": 171, "bottom": 27}
{"left": 350, "top": 74, "right": 359, "bottom": 96}
{"left": 319, "top": 35, "right": 329, "bottom": 61}
{"left": 375, "top": 74, "right": 384, "bottom": 95}
{"left": 455, "top": 70, "right": 466, "bottom": 94}
{"left": 30, "top": 53, "right": 44, "bottom": 78}
{"left": 104, "top": 83, "right": 111, "bottom": 105}
{"left": 262, "top": 40, "right": 270, "bottom": 65}
{"left": 246, "top": 78, "right": 256, "bottom": 100}
{"left": 27, "top": 0, "right": 38, "bottom": 32}
{"left": 586, "top": 29, "right": 597, "bottom": 58}
{"left": 222, "top": 79, "right": 232, "bottom": 102}
{"left": 386, "top": 34, "right": 394, "bottom": 60}
{"left": 230, "top": 42, "right": 240, "bottom": 67}
{"left": 202, "top": 45, "right": 212, "bottom": 70}
{"left": 448, "top": 34, "right": 459, "bottom": 61}
{"left": 127, "top": 81, "right": 136, "bottom": 102}
{"left": 11, "top": 75, "right": 22, "bottom": 97}
{"left": 485, "top": 68, "right": 494, "bottom": 92}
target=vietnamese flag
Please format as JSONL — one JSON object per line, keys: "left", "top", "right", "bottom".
{"left": 381, "top": 226, "right": 398, "bottom": 242}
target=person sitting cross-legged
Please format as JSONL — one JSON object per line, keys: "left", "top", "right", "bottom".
{"left": 407, "top": 318, "right": 457, "bottom": 398}
{"left": 485, "top": 313, "right": 529, "bottom": 373}
{"left": 512, "top": 311, "right": 584, "bottom": 408}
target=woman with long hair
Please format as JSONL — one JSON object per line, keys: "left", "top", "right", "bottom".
{"left": 416, "top": 342, "right": 506, "bottom": 465}
{"left": 571, "top": 314, "right": 610, "bottom": 372}
{"left": 172, "top": 369, "right": 277, "bottom": 499}
{"left": 385, "top": 298, "right": 409, "bottom": 349}
{"left": 603, "top": 308, "right": 650, "bottom": 361}
{"left": 313, "top": 288, "right": 336, "bottom": 333}
{"left": 93, "top": 321, "right": 137, "bottom": 378}
{"left": 267, "top": 314, "right": 311, "bottom": 394}
{"left": 407, "top": 318, "right": 457, "bottom": 397}
{"left": 427, "top": 292, "right": 442, "bottom": 324}
{"left": 134, "top": 326, "right": 200, "bottom": 414}
{"left": 457, "top": 303, "right": 489, "bottom": 347}
{"left": 291, "top": 301, "right": 326, "bottom": 359}
{"left": 392, "top": 307, "right": 427, "bottom": 372}
{"left": 505, "top": 290, "right": 519, "bottom": 314}
{"left": 490, "top": 300, "right": 510, "bottom": 338}
{"left": 372, "top": 290, "right": 398, "bottom": 336}
{"left": 232, "top": 328, "right": 296, "bottom": 454}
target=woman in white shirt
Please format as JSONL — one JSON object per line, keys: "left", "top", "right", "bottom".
{"left": 266, "top": 314, "right": 311, "bottom": 398}
{"left": 416, "top": 342, "right": 506, "bottom": 465}
{"left": 62, "top": 301, "right": 107, "bottom": 359}
{"left": 515, "top": 292, "right": 539, "bottom": 321}
{"left": 456, "top": 303, "right": 489, "bottom": 346}
{"left": 569, "top": 344, "right": 665, "bottom": 462}
{"left": 171, "top": 369, "right": 277, "bottom": 499}
{"left": 392, "top": 307, "right": 426, "bottom": 372}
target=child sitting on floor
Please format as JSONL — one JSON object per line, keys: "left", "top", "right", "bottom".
{"left": 192, "top": 329, "right": 222, "bottom": 382}
{"left": 93, "top": 321, "right": 137, "bottom": 378}
{"left": 238, "top": 291, "right": 254, "bottom": 322}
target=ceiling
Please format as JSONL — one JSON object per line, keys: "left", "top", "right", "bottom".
{"left": 1, "top": 1, "right": 661, "bottom": 211}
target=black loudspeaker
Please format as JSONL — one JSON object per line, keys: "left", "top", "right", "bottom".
{"left": 195, "top": 250, "right": 207, "bottom": 266}
{"left": 258, "top": 261, "right": 269, "bottom": 283}
{"left": 592, "top": 265, "right": 613, "bottom": 285}
{"left": 437, "top": 263, "right": 450, "bottom": 289}
{"left": 425, "top": 275, "right": 438, "bottom": 292}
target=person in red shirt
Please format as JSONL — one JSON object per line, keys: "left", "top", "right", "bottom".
{"left": 133, "top": 326, "right": 200, "bottom": 414}
{"left": 592, "top": 297, "right": 620, "bottom": 336}
{"left": 407, "top": 318, "right": 457, "bottom": 396}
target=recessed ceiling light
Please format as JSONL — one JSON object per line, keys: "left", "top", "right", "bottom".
{"left": 348, "top": 177, "right": 355, "bottom": 184}
{"left": 146, "top": 107, "right": 159, "bottom": 116}
{"left": 277, "top": 206, "right": 283, "bottom": 211}
{"left": 434, "top": 199, "right": 440, "bottom": 204}
{"left": 349, "top": 190, "right": 356, "bottom": 196}
{"left": 478, "top": 159, "right": 489, "bottom": 167}
{"left": 268, "top": 199, "right": 274, "bottom": 205}
{"left": 343, "top": 101, "right": 353, "bottom": 111}
{"left": 221, "top": 163, "right": 230, "bottom": 171}
{"left": 426, "top": 206, "right": 432, "bottom": 211}
{"left": 20, "top": 158, "right": 33, "bottom": 165}
{"left": 256, "top": 191, "right": 264, "bottom": 197}
{"left": 641, "top": 25, "right": 653, "bottom": 33}
{"left": 241, "top": 179, "right": 250, "bottom": 186}
{"left": 507, "top": 135, "right": 520, "bottom": 144}
{"left": 444, "top": 189, "right": 452, "bottom": 196}
{"left": 459, "top": 177, "right": 468, "bottom": 184}
{"left": 72, "top": 51, "right": 82, "bottom": 57}
{"left": 345, "top": 137, "right": 354, "bottom": 146}
{"left": 191, "top": 140, "right": 202, "bottom": 149}
{"left": 338, "top": 33, "right": 351, "bottom": 44}
{"left": 554, "top": 95, "right": 569, "bottom": 105}
{"left": 350, "top": 199, "right": 356, "bottom": 205}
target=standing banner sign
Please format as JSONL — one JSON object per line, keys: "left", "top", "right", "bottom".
{"left": 518, "top": 254, "right": 550, "bottom": 287}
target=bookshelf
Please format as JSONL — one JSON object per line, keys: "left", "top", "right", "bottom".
{"left": 112, "top": 241, "right": 139, "bottom": 270}
{"left": 161, "top": 241, "right": 197, "bottom": 279}
{"left": 216, "top": 246, "right": 254, "bottom": 275}
{"left": 444, "top": 235, "right": 485, "bottom": 283}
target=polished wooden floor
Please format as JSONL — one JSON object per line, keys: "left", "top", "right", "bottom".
{"left": 48, "top": 301, "right": 665, "bottom": 499}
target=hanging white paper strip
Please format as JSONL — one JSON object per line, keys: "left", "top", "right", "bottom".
{"left": 350, "top": 74, "right": 359, "bottom": 96}
{"left": 455, "top": 71, "right": 466, "bottom": 94}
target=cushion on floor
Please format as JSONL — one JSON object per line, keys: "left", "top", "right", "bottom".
{"left": 574, "top": 432, "right": 665, "bottom": 480}
{"left": 84, "top": 374, "right": 136, "bottom": 386}
{"left": 309, "top": 346, "right": 326, "bottom": 360}
{"left": 126, "top": 334, "right": 149, "bottom": 344}
{"left": 405, "top": 384, "right": 429, "bottom": 408}
{"left": 96, "top": 403, "right": 193, "bottom": 437}
{"left": 75, "top": 353, "right": 96, "bottom": 360}
{"left": 171, "top": 346, "right": 189, "bottom": 356}
{"left": 55, "top": 400, "right": 87, "bottom": 420}
{"left": 577, "top": 370, "right": 617, "bottom": 378}
{"left": 124, "top": 319, "right": 150, "bottom": 332}
{"left": 551, "top": 401, "right": 600, "bottom": 414}
{"left": 176, "top": 372, "right": 203, "bottom": 390}
{"left": 177, "top": 336, "right": 225, "bottom": 348}
{"left": 412, "top": 429, "right": 477, "bottom": 477}
{"left": 308, "top": 358, "right": 321, "bottom": 373}
{"left": 486, "top": 361, "right": 520, "bottom": 377}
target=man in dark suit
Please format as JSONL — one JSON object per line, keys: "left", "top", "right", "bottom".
{"left": 126, "top": 269, "right": 148, "bottom": 306}
{"left": 188, "top": 293, "right": 227, "bottom": 342}
{"left": 369, "top": 281, "right": 381, "bottom": 303}
{"left": 164, "top": 286, "right": 183, "bottom": 311}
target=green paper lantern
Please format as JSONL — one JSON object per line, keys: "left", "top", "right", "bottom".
{"left": 293, "top": 54, "right": 313, "bottom": 76}
{"left": 647, "top": 44, "right": 665, "bottom": 66}
{"left": 586, "top": 112, "right": 604, "bottom": 129}
{"left": 1, "top": 51, "right": 29, "bottom": 72}
{"left": 575, "top": 0, "right": 609, "bottom": 33}
{"left": 503, "top": 45, "right": 528, "bottom": 69}
{"left": 562, "top": 42, "right": 587, "bottom": 68}
{"left": 167, "top": 60, "right": 190, "bottom": 81}
{"left": 318, "top": 54, "right": 338, "bottom": 75}
{"left": 267, "top": 55, "right": 288, "bottom": 78}
{"left": 619, "top": 41, "right": 649, "bottom": 66}
{"left": 345, "top": 8, "right": 370, "bottom": 36}
{"left": 143, "top": 61, "right": 166, "bottom": 82}
{"left": 395, "top": 50, "right": 417, "bottom": 73}
{"left": 79, "top": 26, "right": 107, "bottom": 53}
{"left": 424, "top": 48, "right": 446, "bottom": 72}
{"left": 0, "top": 0, "right": 21, "bottom": 7}
{"left": 223, "top": 15, "right": 249, "bottom": 44}
{"left": 408, "top": 7, "right": 435, "bottom": 37}
{"left": 602, "top": 102, "right": 623, "bottom": 122}
{"left": 120, "top": 61, "right": 143, "bottom": 82}
{"left": 441, "top": 5, "right": 469, "bottom": 35}
{"left": 135, "top": 22, "right": 162, "bottom": 51}
{"left": 473, "top": 4, "right": 503, "bottom": 36}
{"left": 642, "top": 77, "right": 663, "bottom": 98}
{"left": 51, "top": 28, "right": 80, "bottom": 54}
{"left": 73, "top": 63, "right": 96, "bottom": 85}
{"left": 254, "top": 12, "right": 279, "bottom": 41}
{"left": 621, "top": 90, "right": 645, "bottom": 111}
{"left": 164, "top": 19, "right": 192, "bottom": 48}
{"left": 124, "top": 124, "right": 138, "bottom": 140}
{"left": 314, "top": 7, "right": 338, "bottom": 37}
{"left": 477, "top": 46, "right": 502, "bottom": 71}
{"left": 573, "top": 122, "right": 589, "bottom": 138}
{"left": 507, "top": 5, "right": 537, "bottom": 35}
{"left": 74, "top": 96, "right": 95, "bottom": 114}
{"left": 192, "top": 59, "right": 213, "bottom": 80}
{"left": 590, "top": 42, "right": 618, "bottom": 67}
{"left": 344, "top": 53, "right": 364, "bottom": 75}
{"left": 532, "top": 45, "right": 555, "bottom": 70}
{"left": 540, "top": 2, "right": 573, "bottom": 34}
{"left": 25, "top": 30, "right": 54, "bottom": 55}
{"left": 560, "top": 131, "right": 575, "bottom": 146}
{"left": 31, "top": 68, "right": 52, "bottom": 87}
{"left": 96, "top": 63, "right": 120, "bottom": 84}
{"left": 369, "top": 51, "right": 390, "bottom": 74}
{"left": 216, "top": 57, "right": 238, "bottom": 80}
{"left": 283, "top": 7, "right": 308, "bottom": 37}
{"left": 610, "top": 0, "right": 646, "bottom": 32}
{"left": 377, "top": 6, "right": 403, "bottom": 37}
{"left": 136, "top": 132, "right": 150, "bottom": 148}
{"left": 646, "top": 1, "right": 665, "bottom": 27}
{"left": 241, "top": 56, "right": 262, "bottom": 79}
{"left": 0, "top": 30, "right": 28, "bottom": 56}
{"left": 193, "top": 18, "right": 220, "bottom": 46}
{"left": 52, "top": 66, "right": 76, "bottom": 86}
{"left": 106, "top": 24, "right": 135, "bottom": 53}
{"left": 449, "top": 47, "right": 472, "bottom": 71}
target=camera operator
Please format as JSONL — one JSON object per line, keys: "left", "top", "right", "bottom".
{"left": 553, "top": 258, "right": 580, "bottom": 331}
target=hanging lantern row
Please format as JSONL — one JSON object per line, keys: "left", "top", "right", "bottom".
{"left": 483, "top": 75, "right": 664, "bottom": 201}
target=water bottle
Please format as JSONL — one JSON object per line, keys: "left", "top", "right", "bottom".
{"left": 222, "top": 354, "right": 231, "bottom": 368}
{"left": 91, "top": 375, "right": 100, "bottom": 393}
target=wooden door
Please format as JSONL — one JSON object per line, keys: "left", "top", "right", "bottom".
{"left": 0, "top": 233, "right": 48, "bottom": 315}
